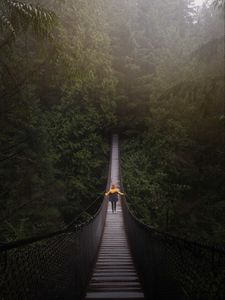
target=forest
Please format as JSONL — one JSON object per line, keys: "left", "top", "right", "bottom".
{"left": 0, "top": 0, "right": 224, "bottom": 246}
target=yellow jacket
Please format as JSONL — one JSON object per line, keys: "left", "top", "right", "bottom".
{"left": 105, "top": 188, "right": 124, "bottom": 196}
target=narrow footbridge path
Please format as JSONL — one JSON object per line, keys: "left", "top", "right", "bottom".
{"left": 85, "top": 135, "right": 144, "bottom": 299}
{"left": 0, "top": 135, "right": 225, "bottom": 300}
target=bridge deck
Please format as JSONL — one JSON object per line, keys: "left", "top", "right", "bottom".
{"left": 85, "top": 135, "right": 145, "bottom": 300}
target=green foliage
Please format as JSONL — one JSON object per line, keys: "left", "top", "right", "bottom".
{"left": 0, "top": 0, "right": 56, "bottom": 42}
{"left": 0, "top": 0, "right": 115, "bottom": 241}
{"left": 0, "top": 0, "right": 224, "bottom": 248}
{"left": 112, "top": 0, "right": 225, "bottom": 245}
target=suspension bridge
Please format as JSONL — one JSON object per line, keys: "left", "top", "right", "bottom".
{"left": 0, "top": 135, "right": 225, "bottom": 300}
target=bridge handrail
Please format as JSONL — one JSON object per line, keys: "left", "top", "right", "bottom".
{"left": 123, "top": 195, "right": 225, "bottom": 254}
{"left": 119, "top": 152, "right": 225, "bottom": 300}
{"left": 0, "top": 144, "right": 112, "bottom": 300}
{"left": 0, "top": 193, "right": 105, "bottom": 251}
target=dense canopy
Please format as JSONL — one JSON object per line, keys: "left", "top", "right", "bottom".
{"left": 0, "top": 0, "right": 224, "bottom": 246}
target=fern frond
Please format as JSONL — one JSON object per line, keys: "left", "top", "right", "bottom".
{"left": 0, "top": 0, "right": 56, "bottom": 40}
{"left": 0, "top": 12, "right": 15, "bottom": 38}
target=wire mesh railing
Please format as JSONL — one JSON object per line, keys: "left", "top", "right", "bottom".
{"left": 122, "top": 198, "right": 225, "bottom": 300}
{"left": 119, "top": 162, "right": 225, "bottom": 300}
{"left": 0, "top": 152, "right": 112, "bottom": 300}
{"left": 0, "top": 197, "right": 108, "bottom": 300}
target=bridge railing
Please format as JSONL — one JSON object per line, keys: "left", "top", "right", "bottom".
{"left": 119, "top": 164, "right": 225, "bottom": 300}
{"left": 0, "top": 155, "right": 112, "bottom": 300}
{"left": 0, "top": 198, "right": 108, "bottom": 300}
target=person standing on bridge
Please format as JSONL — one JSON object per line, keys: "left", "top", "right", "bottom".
{"left": 105, "top": 184, "right": 124, "bottom": 213}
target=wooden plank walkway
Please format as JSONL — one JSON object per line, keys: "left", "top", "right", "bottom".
{"left": 85, "top": 135, "right": 145, "bottom": 300}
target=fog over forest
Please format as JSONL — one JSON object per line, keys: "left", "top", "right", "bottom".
{"left": 0, "top": 0, "right": 224, "bottom": 246}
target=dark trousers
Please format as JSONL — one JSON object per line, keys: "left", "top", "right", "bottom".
{"left": 111, "top": 201, "right": 117, "bottom": 212}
